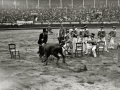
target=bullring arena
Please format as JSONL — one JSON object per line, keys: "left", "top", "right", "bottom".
{"left": 0, "top": 23, "right": 120, "bottom": 90}
{"left": 1, "top": 0, "right": 120, "bottom": 89}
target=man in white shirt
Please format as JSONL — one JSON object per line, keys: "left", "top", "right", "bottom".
{"left": 108, "top": 26, "right": 116, "bottom": 49}
{"left": 71, "top": 25, "right": 78, "bottom": 54}
{"left": 86, "top": 33, "right": 97, "bottom": 57}
{"left": 97, "top": 26, "right": 109, "bottom": 52}
{"left": 83, "top": 25, "right": 90, "bottom": 54}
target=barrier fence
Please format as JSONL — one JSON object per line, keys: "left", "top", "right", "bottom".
{"left": 0, "top": 22, "right": 120, "bottom": 30}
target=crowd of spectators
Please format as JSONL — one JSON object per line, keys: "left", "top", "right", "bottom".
{"left": 0, "top": 4, "right": 120, "bottom": 23}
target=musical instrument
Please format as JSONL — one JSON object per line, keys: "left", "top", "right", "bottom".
{"left": 71, "top": 30, "right": 78, "bottom": 38}
{"left": 98, "top": 30, "right": 106, "bottom": 39}
{"left": 84, "top": 30, "right": 89, "bottom": 37}
{"left": 109, "top": 31, "right": 116, "bottom": 37}
{"left": 87, "top": 38, "right": 97, "bottom": 45}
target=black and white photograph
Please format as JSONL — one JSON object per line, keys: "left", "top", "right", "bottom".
{"left": 0, "top": 0, "right": 120, "bottom": 90}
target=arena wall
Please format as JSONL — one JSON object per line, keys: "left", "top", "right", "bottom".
{"left": 0, "top": 22, "right": 120, "bottom": 30}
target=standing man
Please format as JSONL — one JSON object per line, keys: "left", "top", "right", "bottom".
{"left": 78, "top": 27, "right": 84, "bottom": 42}
{"left": 47, "top": 22, "right": 53, "bottom": 34}
{"left": 108, "top": 26, "right": 116, "bottom": 49}
{"left": 63, "top": 29, "right": 73, "bottom": 55}
{"left": 58, "top": 24, "right": 66, "bottom": 44}
{"left": 97, "top": 26, "right": 109, "bottom": 52}
{"left": 71, "top": 25, "right": 78, "bottom": 55}
{"left": 83, "top": 25, "right": 90, "bottom": 54}
{"left": 37, "top": 28, "right": 48, "bottom": 53}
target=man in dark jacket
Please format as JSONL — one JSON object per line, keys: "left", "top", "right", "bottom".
{"left": 47, "top": 24, "right": 53, "bottom": 34}
{"left": 58, "top": 24, "right": 66, "bottom": 44}
{"left": 83, "top": 25, "right": 90, "bottom": 54}
{"left": 38, "top": 28, "right": 48, "bottom": 54}
{"left": 97, "top": 26, "right": 108, "bottom": 52}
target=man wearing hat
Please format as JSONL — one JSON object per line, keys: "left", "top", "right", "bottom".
{"left": 71, "top": 25, "right": 78, "bottom": 55}
{"left": 58, "top": 24, "right": 66, "bottom": 44}
{"left": 97, "top": 26, "right": 108, "bottom": 52}
{"left": 83, "top": 25, "right": 90, "bottom": 54}
{"left": 47, "top": 24, "right": 53, "bottom": 34}
{"left": 108, "top": 26, "right": 116, "bottom": 49}
{"left": 37, "top": 28, "right": 48, "bottom": 53}
{"left": 85, "top": 33, "right": 97, "bottom": 57}
{"left": 78, "top": 27, "right": 84, "bottom": 42}
{"left": 62, "top": 29, "right": 73, "bottom": 55}
{"left": 98, "top": 26, "right": 105, "bottom": 39}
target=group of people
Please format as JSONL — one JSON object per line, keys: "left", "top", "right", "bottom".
{"left": 37, "top": 24, "right": 116, "bottom": 58}
{"left": 58, "top": 24, "right": 116, "bottom": 57}
{"left": 1, "top": 4, "right": 120, "bottom": 23}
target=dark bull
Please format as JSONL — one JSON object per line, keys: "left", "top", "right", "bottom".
{"left": 38, "top": 43, "right": 65, "bottom": 65}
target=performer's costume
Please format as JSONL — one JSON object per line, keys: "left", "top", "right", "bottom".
{"left": 63, "top": 29, "right": 73, "bottom": 54}
{"left": 97, "top": 27, "right": 108, "bottom": 52}
{"left": 47, "top": 25, "right": 53, "bottom": 34}
{"left": 85, "top": 34, "right": 97, "bottom": 57}
{"left": 38, "top": 29, "right": 48, "bottom": 53}
{"left": 58, "top": 25, "right": 66, "bottom": 44}
{"left": 83, "top": 28, "right": 90, "bottom": 54}
{"left": 78, "top": 28, "right": 84, "bottom": 43}
{"left": 108, "top": 27, "right": 116, "bottom": 49}
{"left": 71, "top": 28, "right": 78, "bottom": 53}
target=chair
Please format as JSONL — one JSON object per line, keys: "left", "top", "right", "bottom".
{"left": 8, "top": 44, "right": 20, "bottom": 59}
{"left": 63, "top": 42, "right": 72, "bottom": 58}
{"left": 96, "top": 41, "right": 105, "bottom": 55}
{"left": 75, "top": 42, "right": 83, "bottom": 57}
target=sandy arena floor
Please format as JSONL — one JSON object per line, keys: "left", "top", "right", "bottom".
{"left": 0, "top": 29, "right": 120, "bottom": 90}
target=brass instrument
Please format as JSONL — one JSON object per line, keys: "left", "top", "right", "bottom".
{"left": 71, "top": 30, "right": 78, "bottom": 37}
{"left": 98, "top": 31, "right": 106, "bottom": 40}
